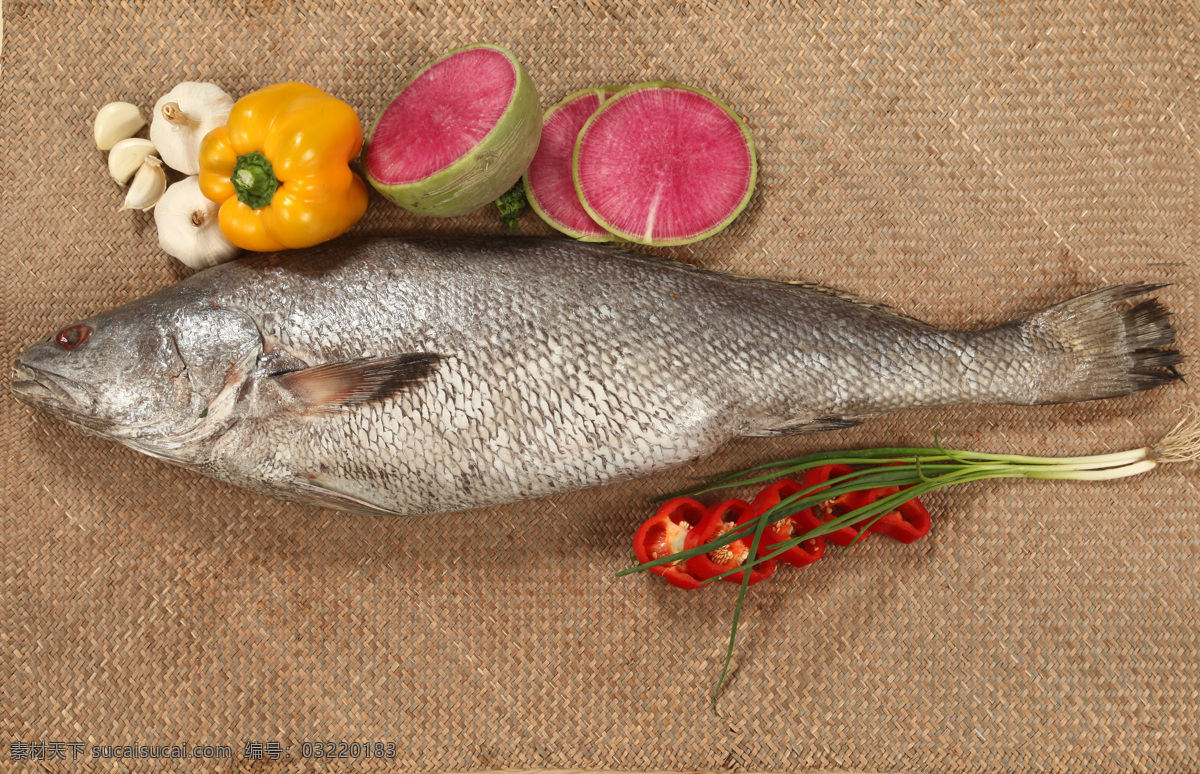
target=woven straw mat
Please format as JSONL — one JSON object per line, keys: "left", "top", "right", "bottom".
{"left": 2, "top": 2, "right": 1198, "bottom": 772}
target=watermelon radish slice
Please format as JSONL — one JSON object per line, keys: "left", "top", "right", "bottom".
{"left": 573, "top": 82, "right": 756, "bottom": 246}
{"left": 364, "top": 43, "right": 542, "bottom": 217}
{"left": 524, "top": 87, "right": 622, "bottom": 241}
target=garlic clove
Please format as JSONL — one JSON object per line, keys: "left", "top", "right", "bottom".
{"left": 150, "top": 82, "right": 235, "bottom": 174}
{"left": 108, "top": 138, "right": 159, "bottom": 185}
{"left": 94, "top": 102, "right": 146, "bottom": 150}
{"left": 155, "top": 176, "right": 241, "bottom": 269}
{"left": 122, "top": 156, "right": 167, "bottom": 211}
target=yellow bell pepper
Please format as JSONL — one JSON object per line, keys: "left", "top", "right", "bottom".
{"left": 199, "top": 82, "right": 368, "bottom": 251}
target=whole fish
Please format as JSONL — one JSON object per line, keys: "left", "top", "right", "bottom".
{"left": 12, "top": 238, "right": 1180, "bottom": 515}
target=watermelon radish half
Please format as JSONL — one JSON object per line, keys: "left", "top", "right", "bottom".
{"left": 524, "top": 87, "right": 622, "bottom": 241}
{"left": 573, "top": 82, "right": 756, "bottom": 246}
{"left": 364, "top": 43, "right": 542, "bottom": 217}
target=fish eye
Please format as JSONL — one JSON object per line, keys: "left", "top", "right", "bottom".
{"left": 55, "top": 324, "right": 92, "bottom": 350}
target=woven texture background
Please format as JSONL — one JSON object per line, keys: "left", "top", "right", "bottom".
{"left": 2, "top": 1, "right": 1198, "bottom": 772}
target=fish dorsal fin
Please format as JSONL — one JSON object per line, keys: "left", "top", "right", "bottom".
{"left": 778, "top": 281, "right": 926, "bottom": 323}
{"left": 716, "top": 265, "right": 930, "bottom": 326}
{"left": 273, "top": 353, "right": 442, "bottom": 414}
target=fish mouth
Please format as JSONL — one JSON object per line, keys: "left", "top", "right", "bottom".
{"left": 11, "top": 361, "right": 94, "bottom": 414}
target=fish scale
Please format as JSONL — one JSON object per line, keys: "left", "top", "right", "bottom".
{"left": 12, "top": 237, "right": 1181, "bottom": 516}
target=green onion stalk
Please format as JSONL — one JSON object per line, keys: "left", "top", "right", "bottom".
{"left": 618, "top": 406, "right": 1200, "bottom": 704}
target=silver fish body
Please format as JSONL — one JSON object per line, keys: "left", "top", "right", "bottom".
{"left": 12, "top": 238, "right": 1180, "bottom": 515}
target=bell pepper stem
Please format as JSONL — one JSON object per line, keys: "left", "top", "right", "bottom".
{"left": 231, "top": 151, "right": 280, "bottom": 210}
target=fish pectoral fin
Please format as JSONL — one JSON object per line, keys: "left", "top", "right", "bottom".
{"left": 742, "top": 416, "right": 862, "bottom": 437}
{"left": 272, "top": 352, "right": 443, "bottom": 414}
{"left": 288, "top": 476, "right": 404, "bottom": 516}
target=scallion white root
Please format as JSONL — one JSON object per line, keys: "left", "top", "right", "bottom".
{"left": 1153, "top": 403, "right": 1200, "bottom": 463}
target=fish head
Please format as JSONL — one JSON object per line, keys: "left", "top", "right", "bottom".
{"left": 12, "top": 289, "right": 263, "bottom": 449}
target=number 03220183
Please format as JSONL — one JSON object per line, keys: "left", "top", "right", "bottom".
{"left": 300, "top": 742, "right": 396, "bottom": 759}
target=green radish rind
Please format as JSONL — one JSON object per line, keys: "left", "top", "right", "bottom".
{"left": 572, "top": 81, "right": 758, "bottom": 247}
{"left": 523, "top": 86, "right": 624, "bottom": 242}
{"left": 365, "top": 43, "right": 543, "bottom": 217}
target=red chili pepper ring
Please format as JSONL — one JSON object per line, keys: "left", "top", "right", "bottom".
{"left": 685, "top": 499, "right": 776, "bottom": 585}
{"left": 798, "top": 464, "right": 870, "bottom": 547}
{"left": 631, "top": 497, "right": 708, "bottom": 590}
{"left": 738, "top": 479, "right": 826, "bottom": 567}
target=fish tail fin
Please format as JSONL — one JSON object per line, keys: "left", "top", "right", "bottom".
{"left": 986, "top": 283, "right": 1182, "bottom": 404}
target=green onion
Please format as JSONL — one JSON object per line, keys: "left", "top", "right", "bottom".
{"left": 619, "top": 406, "right": 1200, "bottom": 705}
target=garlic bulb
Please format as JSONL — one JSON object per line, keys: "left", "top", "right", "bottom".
{"left": 150, "top": 82, "right": 235, "bottom": 174}
{"left": 155, "top": 176, "right": 241, "bottom": 269}
{"left": 108, "top": 138, "right": 158, "bottom": 184}
{"left": 94, "top": 102, "right": 146, "bottom": 150}
{"left": 121, "top": 157, "right": 166, "bottom": 211}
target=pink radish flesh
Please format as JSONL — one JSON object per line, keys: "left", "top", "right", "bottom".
{"left": 526, "top": 92, "right": 610, "bottom": 238}
{"left": 575, "top": 87, "right": 753, "bottom": 243}
{"left": 367, "top": 48, "right": 517, "bottom": 185}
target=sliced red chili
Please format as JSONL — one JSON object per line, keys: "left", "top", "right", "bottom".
{"left": 738, "top": 479, "right": 826, "bottom": 567}
{"left": 853, "top": 464, "right": 931, "bottom": 543}
{"left": 684, "top": 499, "right": 777, "bottom": 585}
{"left": 798, "top": 464, "right": 869, "bottom": 547}
{"left": 867, "top": 497, "right": 932, "bottom": 543}
{"left": 632, "top": 497, "right": 707, "bottom": 590}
